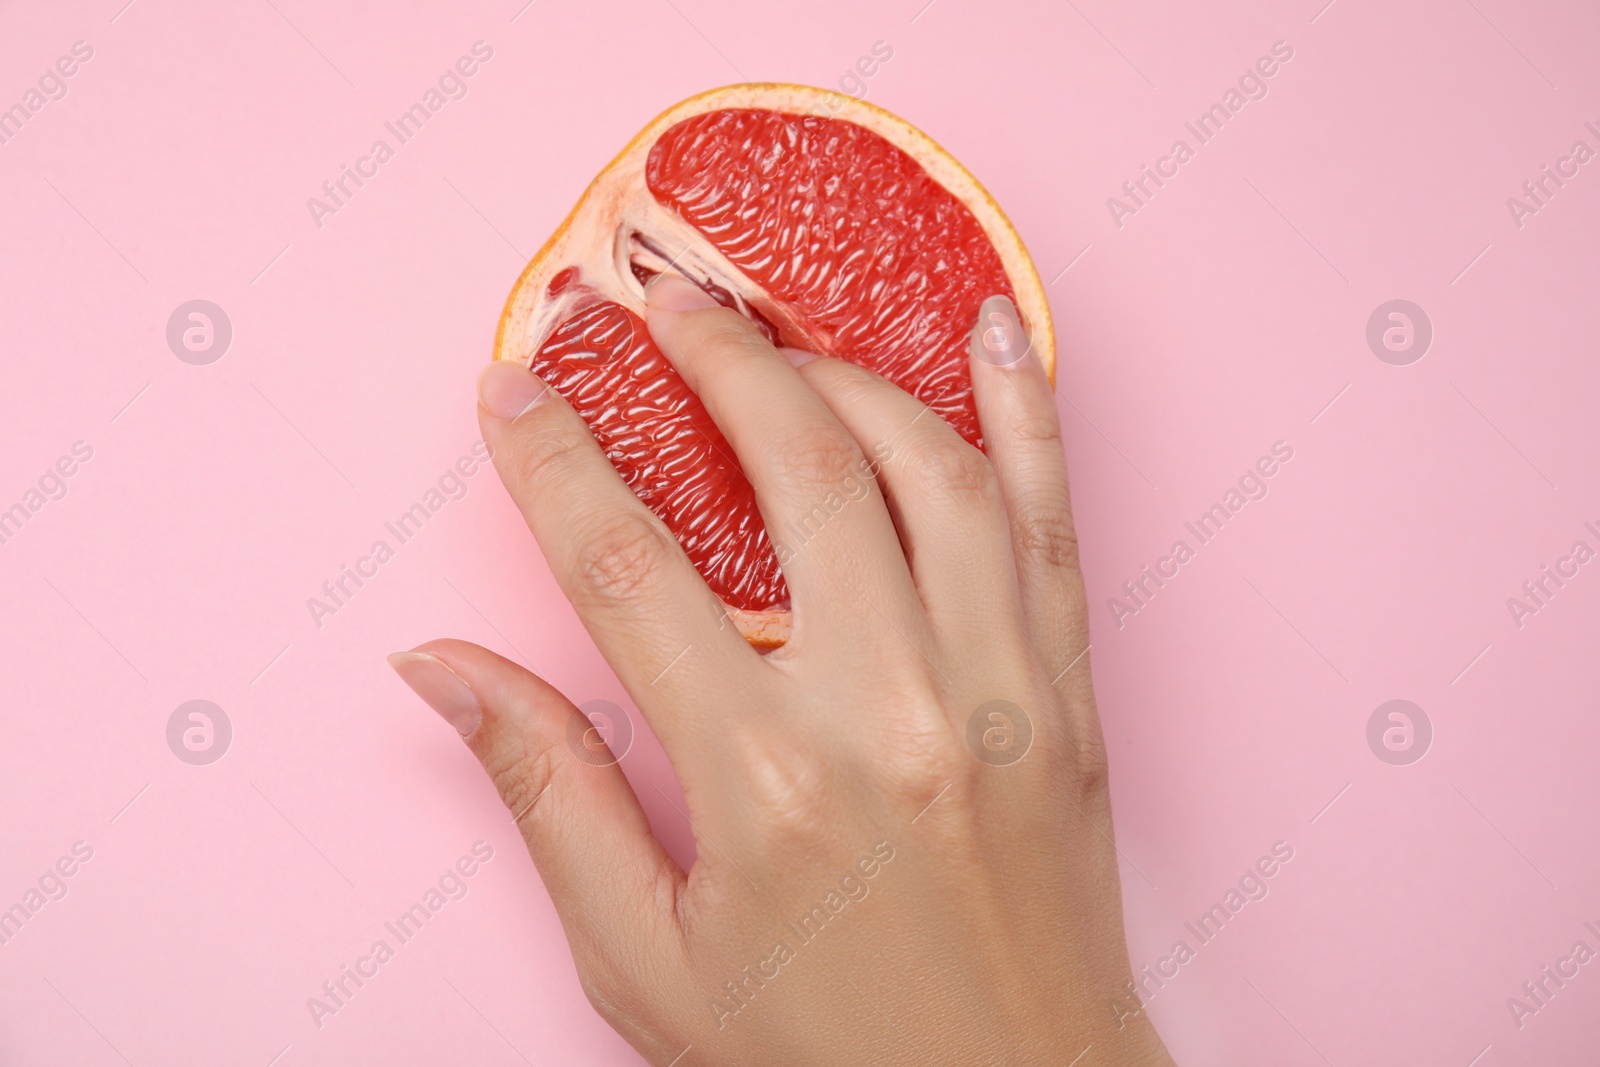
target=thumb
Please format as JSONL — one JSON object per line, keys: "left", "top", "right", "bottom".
{"left": 387, "top": 638, "right": 684, "bottom": 982}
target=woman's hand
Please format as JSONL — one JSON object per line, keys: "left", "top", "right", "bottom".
{"left": 389, "top": 273, "right": 1175, "bottom": 1066}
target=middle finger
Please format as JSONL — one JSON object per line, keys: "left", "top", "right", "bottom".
{"left": 643, "top": 273, "right": 927, "bottom": 652}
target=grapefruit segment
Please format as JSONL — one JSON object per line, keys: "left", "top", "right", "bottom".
{"left": 496, "top": 84, "right": 1054, "bottom": 648}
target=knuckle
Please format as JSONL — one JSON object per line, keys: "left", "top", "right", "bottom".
{"left": 881, "top": 725, "right": 971, "bottom": 802}
{"left": 697, "top": 314, "right": 774, "bottom": 364}
{"left": 1013, "top": 501, "right": 1080, "bottom": 571}
{"left": 1036, "top": 709, "right": 1111, "bottom": 809}
{"left": 884, "top": 733, "right": 977, "bottom": 845}
{"left": 694, "top": 315, "right": 780, "bottom": 374}
{"left": 487, "top": 741, "right": 560, "bottom": 827}
{"left": 1006, "top": 407, "right": 1064, "bottom": 448}
{"left": 768, "top": 422, "right": 864, "bottom": 496}
{"left": 1074, "top": 731, "right": 1111, "bottom": 804}
{"left": 909, "top": 441, "right": 999, "bottom": 509}
{"left": 573, "top": 956, "right": 669, "bottom": 1043}
{"left": 576, "top": 967, "right": 634, "bottom": 1032}
{"left": 735, "top": 733, "right": 834, "bottom": 848}
{"left": 574, "top": 513, "right": 674, "bottom": 607}
{"left": 577, "top": 969, "right": 615, "bottom": 1016}
{"left": 820, "top": 360, "right": 890, "bottom": 408}
{"left": 866, "top": 687, "right": 974, "bottom": 803}
{"left": 510, "top": 423, "right": 587, "bottom": 493}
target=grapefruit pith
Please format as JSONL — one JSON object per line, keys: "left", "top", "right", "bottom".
{"left": 495, "top": 84, "right": 1055, "bottom": 648}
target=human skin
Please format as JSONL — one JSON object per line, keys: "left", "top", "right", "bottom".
{"left": 389, "top": 273, "right": 1177, "bottom": 1066}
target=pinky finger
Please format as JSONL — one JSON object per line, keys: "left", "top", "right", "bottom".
{"left": 969, "top": 296, "right": 1093, "bottom": 695}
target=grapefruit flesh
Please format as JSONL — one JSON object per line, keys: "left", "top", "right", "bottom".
{"left": 534, "top": 292, "right": 784, "bottom": 613}
{"left": 497, "top": 85, "right": 1054, "bottom": 646}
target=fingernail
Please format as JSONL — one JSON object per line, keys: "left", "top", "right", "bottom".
{"left": 387, "top": 651, "right": 482, "bottom": 737}
{"left": 972, "top": 295, "right": 1033, "bottom": 369}
{"left": 478, "top": 361, "right": 550, "bottom": 421}
{"left": 778, "top": 346, "right": 819, "bottom": 368}
{"left": 646, "top": 272, "right": 719, "bottom": 312}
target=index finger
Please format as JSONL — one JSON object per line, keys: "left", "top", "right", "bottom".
{"left": 476, "top": 360, "right": 762, "bottom": 743}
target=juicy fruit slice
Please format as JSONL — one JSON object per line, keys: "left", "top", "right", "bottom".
{"left": 496, "top": 85, "right": 1055, "bottom": 647}
{"left": 645, "top": 108, "right": 1016, "bottom": 449}
{"left": 533, "top": 292, "right": 784, "bottom": 613}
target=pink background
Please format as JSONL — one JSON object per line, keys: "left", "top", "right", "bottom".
{"left": 3, "top": 0, "right": 1598, "bottom": 1063}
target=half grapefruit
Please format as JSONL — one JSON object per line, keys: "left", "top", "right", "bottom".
{"left": 495, "top": 84, "right": 1055, "bottom": 647}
